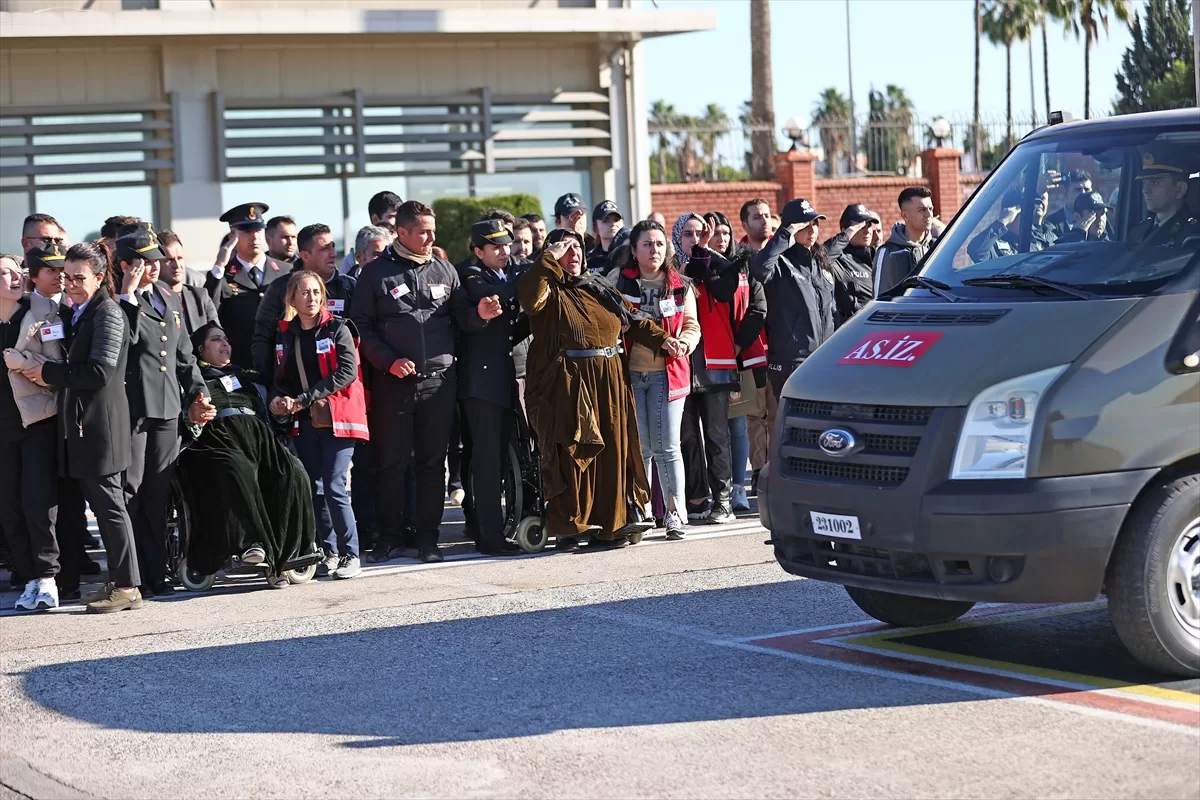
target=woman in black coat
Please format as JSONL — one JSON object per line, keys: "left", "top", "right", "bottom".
{"left": 29, "top": 242, "right": 141, "bottom": 613}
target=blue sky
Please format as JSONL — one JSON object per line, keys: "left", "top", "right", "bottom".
{"left": 642, "top": 0, "right": 1142, "bottom": 126}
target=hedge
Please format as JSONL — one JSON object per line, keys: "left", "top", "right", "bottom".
{"left": 432, "top": 193, "right": 544, "bottom": 264}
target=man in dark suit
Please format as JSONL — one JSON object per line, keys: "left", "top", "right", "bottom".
{"left": 114, "top": 224, "right": 213, "bottom": 596}
{"left": 157, "top": 229, "right": 218, "bottom": 336}
{"left": 457, "top": 219, "right": 530, "bottom": 556}
{"left": 207, "top": 202, "right": 288, "bottom": 372}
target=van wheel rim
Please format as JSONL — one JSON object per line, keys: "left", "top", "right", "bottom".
{"left": 1166, "top": 517, "right": 1200, "bottom": 638}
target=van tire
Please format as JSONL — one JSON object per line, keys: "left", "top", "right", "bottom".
{"left": 845, "top": 586, "right": 975, "bottom": 627}
{"left": 1107, "top": 473, "right": 1200, "bottom": 678}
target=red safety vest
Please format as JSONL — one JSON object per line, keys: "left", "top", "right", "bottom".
{"left": 617, "top": 266, "right": 691, "bottom": 402}
{"left": 276, "top": 310, "right": 370, "bottom": 441}
{"left": 693, "top": 272, "right": 768, "bottom": 371}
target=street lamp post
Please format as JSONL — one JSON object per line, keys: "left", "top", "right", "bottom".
{"left": 846, "top": 0, "right": 858, "bottom": 175}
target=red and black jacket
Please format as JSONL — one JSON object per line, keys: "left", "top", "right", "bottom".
{"left": 273, "top": 309, "right": 369, "bottom": 441}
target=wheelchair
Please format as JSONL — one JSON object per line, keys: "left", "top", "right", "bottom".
{"left": 164, "top": 477, "right": 322, "bottom": 592}
{"left": 469, "top": 406, "right": 648, "bottom": 554}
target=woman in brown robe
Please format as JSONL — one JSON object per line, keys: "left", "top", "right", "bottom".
{"left": 518, "top": 229, "right": 687, "bottom": 551}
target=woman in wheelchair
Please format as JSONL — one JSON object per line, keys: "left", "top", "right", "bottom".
{"left": 176, "top": 322, "right": 316, "bottom": 588}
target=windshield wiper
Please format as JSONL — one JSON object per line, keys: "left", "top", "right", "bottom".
{"left": 961, "top": 273, "right": 1097, "bottom": 300}
{"left": 887, "top": 275, "right": 961, "bottom": 302}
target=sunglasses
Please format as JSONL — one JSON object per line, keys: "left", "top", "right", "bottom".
{"left": 33, "top": 236, "right": 65, "bottom": 245}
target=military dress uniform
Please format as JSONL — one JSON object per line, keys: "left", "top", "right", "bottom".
{"left": 208, "top": 203, "right": 288, "bottom": 371}
{"left": 115, "top": 224, "right": 207, "bottom": 594}
{"left": 1130, "top": 150, "right": 1200, "bottom": 250}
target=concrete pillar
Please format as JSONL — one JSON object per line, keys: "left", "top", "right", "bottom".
{"left": 159, "top": 46, "right": 226, "bottom": 264}
{"left": 774, "top": 149, "right": 818, "bottom": 208}
{"left": 920, "top": 147, "right": 964, "bottom": 220}
{"left": 624, "top": 40, "right": 651, "bottom": 222}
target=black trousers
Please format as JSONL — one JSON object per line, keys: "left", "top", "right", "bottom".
{"left": 83, "top": 471, "right": 140, "bottom": 588}
{"left": 462, "top": 398, "right": 515, "bottom": 549}
{"left": 126, "top": 417, "right": 179, "bottom": 587}
{"left": 56, "top": 477, "right": 88, "bottom": 592}
{"left": 373, "top": 369, "right": 458, "bottom": 550}
{"left": 350, "top": 440, "right": 378, "bottom": 545}
{"left": 446, "top": 404, "right": 463, "bottom": 490}
{"left": 0, "top": 419, "right": 60, "bottom": 580}
{"left": 681, "top": 390, "right": 734, "bottom": 508}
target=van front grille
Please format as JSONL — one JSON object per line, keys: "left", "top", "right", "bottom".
{"left": 787, "top": 427, "right": 921, "bottom": 456}
{"left": 785, "top": 457, "right": 910, "bottom": 485}
{"left": 787, "top": 399, "right": 932, "bottom": 426}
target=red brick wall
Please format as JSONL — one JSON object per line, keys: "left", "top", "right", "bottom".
{"left": 650, "top": 181, "right": 782, "bottom": 234}
{"left": 814, "top": 177, "right": 928, "bottom": 227}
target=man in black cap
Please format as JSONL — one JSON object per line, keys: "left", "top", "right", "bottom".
{"left": 1130, "top": 149, "right": 1200, "bottom": 249}
{"left": 553, "top": 193, "right": 588, "bottom": 237}
{"left": 457, "top": 219, "right": 530, "bottom": 555}
{"left": 586, "top": 200, "right": 623, "bottom": 274}
{"left": 114, "top": 223, "right": 214, "bottom": 596}
{"left": 967, "top": 188, "right": 1060, "bottom": 257}
{"left": 1055, "top": 191, "right": 1113, "bottom": 243}
{"left": 824, "top": 203, "right": 881, "bottom": 322}
{"left": 207, "top": 202, "right": 288, "bottom": 372}
{"left": 350, "top": 200, "right": 504, "bottom": 564}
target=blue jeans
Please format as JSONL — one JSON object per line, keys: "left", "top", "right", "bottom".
{"left": 295, "top": 419, "right": 359, "bottom": 559}
{"left": 729, "top": 415, "right": 748, "bottom": 488}
{"left": 630, "top": 370, "right": 686, "bottom": 516}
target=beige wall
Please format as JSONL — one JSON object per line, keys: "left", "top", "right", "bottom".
{"left": 0, "top": 46, "right": 161, "bottom": 106}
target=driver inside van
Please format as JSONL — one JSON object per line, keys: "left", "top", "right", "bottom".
{"left": 966, "top": 187, "right": 1058, "bottom": 262}
{"left": 1130, "top": 149, "right": 1199, "bottom": 249}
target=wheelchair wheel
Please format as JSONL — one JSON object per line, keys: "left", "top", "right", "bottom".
{"left": 468, "top": 440, "right": 525, "bottom": 543}
{"left": 285, "top": 563, "right": 317, "bottom": 584}
{"left": 627, "top": 531, "right": 645, "bottom": 545}
{"left": 165, "top": 479, "right": 189, "bottom": 576}
{"left": 515, "top": 516, "right": 548, "bottom": 554}
{"left": 177, "top": 556, "right": 215, "bottom": 592}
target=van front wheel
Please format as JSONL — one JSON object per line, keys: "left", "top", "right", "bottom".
{"left": 845, "top": 586, "right": 975, "bottom": 627}
{"left": 1107, "top": 473, "right": 1200, "bottom": 678}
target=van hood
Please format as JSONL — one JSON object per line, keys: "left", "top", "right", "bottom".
{"left": 786, "top": 298, "right": 1141, "bottom": 407}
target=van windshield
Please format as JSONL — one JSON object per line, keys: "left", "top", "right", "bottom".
{"left": 919, "top": 123, "right": 1199, "bottom": 299}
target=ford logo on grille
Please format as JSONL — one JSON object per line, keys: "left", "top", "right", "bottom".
{"left": 818, "top": 428, "right": 856, "bottom": 457}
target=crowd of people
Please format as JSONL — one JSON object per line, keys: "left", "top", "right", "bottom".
{"left": 1, "top": 184, "right": 908, "bottom": 616}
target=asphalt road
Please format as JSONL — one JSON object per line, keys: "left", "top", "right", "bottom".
{"left": 1, "top": 505, "right": 1197, "bottom": 799}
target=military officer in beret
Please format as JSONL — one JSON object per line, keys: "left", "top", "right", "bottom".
{"left": 115, "top": 223, "right": 214, "bottom": 596}
{"left": 207, "top": 202, "right": 288, "bottom": 371}
{"left": 1130, "top": 149, "right": 1200, "bottom": 250}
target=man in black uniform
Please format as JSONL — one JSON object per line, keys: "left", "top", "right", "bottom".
{"left": 114, "top": 224, "right": 213, "bottom": 595}
{"left": 207, "top": 202, "right": 288, "bottom": 372}
{"left": 251, "top": 223, "right": 357, "bottom": 384}
{"left": 1054, "top": 191, "right": 1113, "bottom": 243}
{"left": 824, "top": 203, "right": 881, "bottom": 322}
{"left": 350, "top": 201, "right": 503, "bottom": 563}
{"left": 457, "top": 219, "right": 531, "bottom": 556}
{"left": 1130, "top": 149, "right": 1200, "bottom": 249}
{"left": 586, "top": 200, "right": 623, "bottom": 273}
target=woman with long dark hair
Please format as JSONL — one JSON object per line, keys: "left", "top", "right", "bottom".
{"left": 607, "top": 220, "right": 700, "bottom": 539}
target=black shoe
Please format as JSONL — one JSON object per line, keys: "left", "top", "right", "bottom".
{"left": 555, "top": 536, "right": 580, "bottom": 552}
{"left": 477, "top": 541, "right": 521, "bottom": 556}
{"left": 590, "top": 535, "right": 629, "bottom": 549}
{"left": 151, "top": 580, "right": 174, "bottom": 597}
{"left": 59, "top": 587, "right": 81, "bottom": 603}
{"left": 83, "top": 534, "right": 101, "bottom": 549}
{"left": 418, "top": 548, "right": 444, "bottom": 564}
{"left": 138, "top": 584, "right": 155, "bottom": 599}
{"left": 81, "top": 559, "right": 102, "bottom": 576}
{"left": 751, "top": 469, "right": 760, "bottom": 497}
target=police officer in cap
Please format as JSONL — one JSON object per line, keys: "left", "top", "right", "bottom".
{"left": 1055, "top": 191, "right": 1113, "bottom": 243}
{"left": 1130, "top": 148, "right": 1200, "bottom": 249}
{"left": 458, "top": 219, "right": 531, "bottom": 556}
{"left": 115, "top": 222, "right": 214, "bottom": 596}
{"left": 208, "top": 202, "right": 288, "bottom": 371}
{"left": 586, "top": 200, "right": 623, "bottom": 274}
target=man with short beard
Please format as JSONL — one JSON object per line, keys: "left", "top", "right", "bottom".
{"left": 738, "top": 198, "right": 773, "bottom": 252}
{"left": 157, "top": 230, "right": 218, "bottom": 336}
{"left": 265, "top": 216, "right": 298, "bottom": 265}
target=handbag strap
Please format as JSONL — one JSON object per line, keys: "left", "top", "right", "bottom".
{"left": 293, "top": 336, "right": 312, "bottom": 394}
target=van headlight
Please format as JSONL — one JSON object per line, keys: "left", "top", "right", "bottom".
{"left": 950, "top": 365, "right": 1068, "bottom": 480}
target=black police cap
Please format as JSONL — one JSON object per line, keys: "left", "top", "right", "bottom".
{"left": 25, "top": 242, "right": 68, "bottom": 273}
{"left": 115, "top": 229, "right": 168, "bottom": 263}
{"left": 471, "top": 218, "right": 514, "bottom": 247}
{"left": 593, "top": 200, "right": 622, "bottom": 221}
{"left": 780, "top": 198, "right": 826, "bottom": 228}
{"left": 840, "top": 203, "right": 879, "bottom": 228}
{"left": 1073, "top": 191, "right": 1112, "bottom": 215}
{"left": 554, "top": 193, "right": 585, "bottom": 219}
{"left": 219, "top": 202, "right": 270, "bottom": 231}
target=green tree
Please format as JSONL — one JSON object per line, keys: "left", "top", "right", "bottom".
{"left": 861, "top": 85, "right": 917, "bottom": 174}
{"left": 1057, "top": 0, "right": 1132, "bottom": 118}
{"left": 749, "top": 0, "right": 776, "bottom": 179}
{"left": 697, "top": 103, "right": 731, "bottom": 181}
{"left": 1113, "top": 0, "right": 1196, "bottom": 113}
{"left": 812, "top": 88, "right": 852, "bottom": 177}
{"left": 983, "top": 0, "right": 1040, "bottom": 148}
{"left": 649, "top": 100, "right": 681, "bottom": 183}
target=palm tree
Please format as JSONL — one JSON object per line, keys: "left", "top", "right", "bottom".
{"left": 649, "top": 100, "right": 680, "bottom": 182}
{"left": 812, "top": 88, "right": 851, "bottom": 177}
{"left": 983, "top": 0, "right": 1038, "bottom": 147}
{"left": 698, "top": 103, "right": 731, "bottom": 180}
{"left": 749, "top": 0, "right": 776, "bottom": 180}
{"left": 1059, "top": 0, "right": 1131, "bottom": 118}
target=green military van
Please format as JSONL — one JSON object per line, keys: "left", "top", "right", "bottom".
{"left": 761, "top": 108, "right": 1200, "bottom": 677}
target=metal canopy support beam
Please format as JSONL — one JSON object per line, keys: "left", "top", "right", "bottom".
{"left": 480, "top": 86, "right": 495, "bottom": 175}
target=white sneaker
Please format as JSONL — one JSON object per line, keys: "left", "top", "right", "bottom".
{"left": 316, "top": 552, "right": 340, "bottom": 577}
{"left": 449, "top": 487, "right": 466, "bottom": 506}
{"left": 732, "top": 485, "right": 751, "bottom": 512}
{"left": 241, "top": 546, "right": 266, "bottom": 565}
{"left": 333, "top": 556, "right": 361, "bottom": 580}
{"left": 34, "top": 578, "right": 59, "bottom": 610}
{"left": 14, "top": 580, "right": 38, "bottom": 611}
{"left": 664, "top": 511, "right": 687, "bottom": 541}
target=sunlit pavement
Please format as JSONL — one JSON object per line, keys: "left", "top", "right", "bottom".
{"left": 1, "top": 502, "right": 1197, "bottom": 799}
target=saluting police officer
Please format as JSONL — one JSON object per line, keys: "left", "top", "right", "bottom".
{"left": 115, "top": 223, "right": 214, "bottom": 596}
{"left": 458, "top": 219, "right": 531, "bottom": 556}
{"left": 207, "top": 202, "right": 288, "bottom": 372}
{"left": 251, "top": 223, "right": 357, "bottom": 384}
{"left": 1130, "top": 148, "right": 1200, "bottom": 249}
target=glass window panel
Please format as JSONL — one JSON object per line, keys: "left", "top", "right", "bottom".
{"left": 221, "top": 178, "right": 346, "bottom": 252}
{"left": 34, "top": 185, "right": 154, "bottom": 244}
{"left": 0, "top": 191, "right": 31, "bottom": 255}
{"left": 35, "top": 171, "right": 150, "bottom": 187}
{"left": 473, "top": 169, "right": 591, "bottom": 219}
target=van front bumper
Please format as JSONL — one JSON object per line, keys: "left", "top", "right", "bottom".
{"left": 763, "top": 467, "right": 1158, "bottom": 603}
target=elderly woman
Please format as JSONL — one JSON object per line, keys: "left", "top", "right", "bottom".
{"left": 177, "top": 322, "right": 316, "bottom": 587}
{"left": 518, "top": 228, "right": 685, "bottom": 551}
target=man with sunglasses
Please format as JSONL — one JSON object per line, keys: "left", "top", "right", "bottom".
{"left": 20, "top": 214, "right": 65, "bottom": 254}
